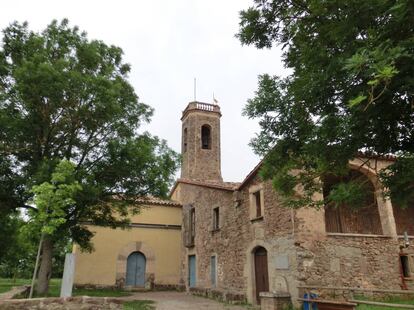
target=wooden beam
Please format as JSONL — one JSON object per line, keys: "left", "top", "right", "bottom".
{"left": 298, "top": 285, "right": 414, "bottom": 294}
{"left": 349, "top": 299, "right": 414, "bottom": 309}
{"left": 297, "top": 298, "right": 357, "bottom": 306}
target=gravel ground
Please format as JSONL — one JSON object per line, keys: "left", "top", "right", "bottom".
{"left": 121, "top": 291, "right": 257, "bottom": 310}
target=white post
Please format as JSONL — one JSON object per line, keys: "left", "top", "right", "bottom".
{"left": 29, "top": 232, "right": 44, "bottom": 299}
{"left": 60, "top": 253, "right": 76, "bottom": 297}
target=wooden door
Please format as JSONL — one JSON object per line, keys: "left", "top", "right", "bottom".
{"left": 254, "top": 247, "right": 269, "bottom": 304}
{"left": 189, "top": 255, "right": 196, "bottom": 288}
{"left": 126, "top": 252, "right": 146, "bottom": 286}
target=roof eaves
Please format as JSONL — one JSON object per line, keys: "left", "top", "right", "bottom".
{"left": 237, "top": 159, "right": 264, "bottom": 191}
{"left": 172, "top": 178, "right": 236, "bottom": 192}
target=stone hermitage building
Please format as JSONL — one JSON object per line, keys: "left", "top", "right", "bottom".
{"left": 74, "top": 101, "right": 414, "bottom": 305}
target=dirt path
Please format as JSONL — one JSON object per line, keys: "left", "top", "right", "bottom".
{"left": 121, "top": 291, "right": 256, "bottom": 310}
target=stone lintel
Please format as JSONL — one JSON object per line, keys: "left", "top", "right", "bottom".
{"left": 260, "top": 291, "right": 291, "bottom": 298}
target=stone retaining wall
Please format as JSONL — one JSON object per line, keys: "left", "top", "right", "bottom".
{"left": 74, "top": 283, "right": 185, "bottom": 291}
{"left": 0, "top": 296, "right": 123, "bottom": 310}
{"left": 189, "top": 287, "right": 247, "bottom": 304}
{"left": 0, "top": 285, "right": 30, "bottom": 300}
{"left": 297, "top": 235, "right": 405, "bottom": 291}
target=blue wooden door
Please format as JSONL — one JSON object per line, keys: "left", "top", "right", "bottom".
{"left": 189, "top": 255, "right": 196, "bottom": 288}
{"left": 126, "top": 252, "right": 146, "bottom": 286}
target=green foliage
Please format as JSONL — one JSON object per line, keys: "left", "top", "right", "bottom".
{"left": 0, "top": 19, "right": 179, "bottom": 252}
{"left": 0, "top": 214, "right": 69, "bottom": 279}
{"left": 30, "top": 160, "right": 82, "bottom": 234}
{"left": 0, "top": 211, "right": 20, "bottom": 261}
{"left": 348, "top": 95, "right": 367, "bottom": 108}
{"left": 238, "top": 1, "right": 414, "bottom": 208}
{"left": 326, "top": 181, "right": 371, "bottom": 210}
{"left": 0, "top": 213, "right": 35, "bottom": 278}
{"left": 0, "top": 278, "right": 133, "bottom": 297}
{"left": 354, "top": 294, "right": 414, "bottom": 309}
{"left": 380, "top": 155, "right": 414, "bottom": 209}
{"left": 0, "top": 278, "right": 32, "bottom": 293}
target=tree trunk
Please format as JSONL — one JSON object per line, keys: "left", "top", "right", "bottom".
{"left": 36, "top": 235, "right": 53, "bottom": 296}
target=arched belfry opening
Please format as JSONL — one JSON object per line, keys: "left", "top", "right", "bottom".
{"left": 201, "top": 124, "right": 211, "bottom": 149}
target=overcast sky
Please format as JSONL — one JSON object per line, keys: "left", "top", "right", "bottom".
{"left": 1, "top": 0, "right": 289, "bottom": 182}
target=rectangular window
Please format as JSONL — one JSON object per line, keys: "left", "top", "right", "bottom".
{"left": 213, "top": 207, "right": 220, "bottom": 230}
{"left": 401, "top": 255, "right": 411, "bottom": 278}
{"left": 190, "top": 208, "right": 195, "bottom": 244}
{"left": 249, "top": 185, "right": 264, "bottom": 221}
{"left": 211, "top": 255, "right": 217, "bottom": 287}
{"left": 254, "top": 191, "right": 262, "bottom": 218}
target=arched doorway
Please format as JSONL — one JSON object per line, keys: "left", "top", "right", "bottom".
{"left": 254, "top": 246, "right": 269, "bottom": 304}
{"left": 126, "top": 252, "right": 146, "bottom": 286}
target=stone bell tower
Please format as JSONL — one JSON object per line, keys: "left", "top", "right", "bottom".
{"left": 180, "top": 101, "right": 223, "bottom": 182}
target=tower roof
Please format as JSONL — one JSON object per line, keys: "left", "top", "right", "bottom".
{"left": 181, "top": 101, "right": 221, "bottom": 120}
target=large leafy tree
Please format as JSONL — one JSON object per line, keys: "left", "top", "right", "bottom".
{"left": 0, "top": 19, "right": 179, "bottom": 294}
{"left": 0, "top": 213, "right": 68, "bottom": 280}
{"left": 238, "top": 0, "right": 414, "bottom": 208}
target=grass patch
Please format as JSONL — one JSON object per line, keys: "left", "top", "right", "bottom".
{"left": 0, "top": 278, "right": 132, "bottom": 298}
{"left": 355, "top": 295, "right": 414, "bottom": 309}
{"left": 122, "top": 300, "right": 154, "bottom": 310}
{"left": 38, "top": 278, "right": 62, "bottom": 297}
{"left": 0, "top": 278, "right": 31, "bottom": 294}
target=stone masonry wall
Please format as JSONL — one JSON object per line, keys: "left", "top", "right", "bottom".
{"left": 174, "top": 154, "right": 410, "bottom": 305}
{"left": 0, "top": 297, "right": 123, "bottom": 310}
{"left": 173, "top": 174, "right": 297, "bottom": 304}
{"left": 296, "top": 235, "right": 407, "bottom": 293}
{"left": 175, "top": 182, "right": 237, "bottom": 290}
{"left": 181, "top": 108, "right": 222, "bottom": 182}
{"left": 174, "top": 174, "right": 414, "bottom": 305}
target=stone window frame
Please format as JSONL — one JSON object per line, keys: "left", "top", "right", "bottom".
{"left": 249, "top": 184, "right": 264, "bottom": 221}
{"left": 212, "top": 207, "right": 220, "bottom": 231}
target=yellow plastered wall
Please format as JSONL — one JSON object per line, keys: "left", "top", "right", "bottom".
{"left": 73, "top": 204, "right": 182, "bottom": 286}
